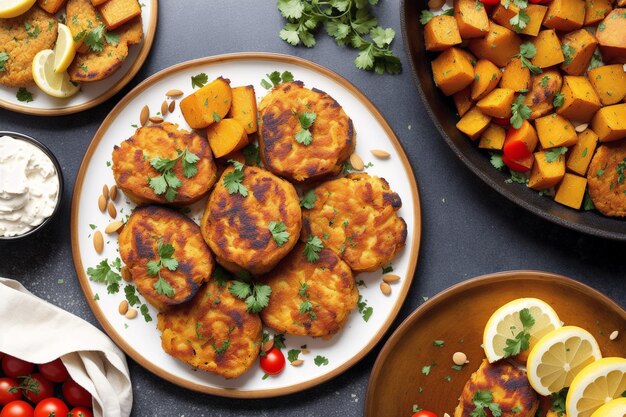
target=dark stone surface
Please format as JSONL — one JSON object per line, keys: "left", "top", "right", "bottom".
{"left": 0, "top": 1, "right": 624, "bottom": 416}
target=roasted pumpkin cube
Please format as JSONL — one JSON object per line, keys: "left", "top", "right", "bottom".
{"left": 468, "top": 22, "right": 522, "bottom": 67}
{"left": 479, "top": 124, "right": 506, "bottom": 150}
{"left": 431, "top": 47, "right": 475, "bottom": 96}
{"left": 591, "top": 103, "right": 626, "bottom": 142}
{"left": 528, "top": 150, "right": 566, "bottom": 190}
{"left": 476, "top": 88, "right": 515, "bottom": 118}
{"left": 471, "top": 59, "right": 502, "bottom": 101}
{"left": 554, "top": 173, "right": 587, "bottom": 209}
{"left": 588, "top": 64, "right": 626, "bottom": 105}
{"left": 206, "top": 119, "right": 249, "bottom": 158}
{"left": 424, "top": 15, "right": 462, "bottom": 51}
{"left": 583, "top": 0, "right": 612, "bottom": 26}
{"left": 491, "top": 3, "right": 547, "bottom": 36}
{"left": 524, "top": 70, "right": 563, "bottom": 120}
{"left": 556, "top": 76, "right": 601, "bottom": 123}
{"left": 90, "top": 0, "right": 108, "bottom": 5}
{"left": 543, "top": 0, "right": 585, "bottom": 31}
{"left": 560, "top": 30, "right": 598, "bottom": 76}
{"left": 37, "top": 0, "right": 67, "bottom": 13}
{"left": 454, "top": 0, "right": 489, "bottom": 39}
{"left": 536, "top": 114, "right": 578, "bottom": 148}
{"left": 595, "top": 9, "right": 626, "bottom": 64}
{"left": 500, "top": 57, "right": 531, "bottom": 92}
{"left": 456, "top": 106, "right": 491, "bottom": 140}
{"left": 227, "top": 86, "right": 258, "bottom": 134}
{"left": 531, "top": 30, "right": 565, "bottom": 68}
{"left": 453, "top": 87, "right": 473, "bottom": 117}
{"left": 98, "top": 0, "right": 141, "bottom": 30}
{"left": 566, "top": 129, "right": 598, "bottom": 176}
{"left": 180, "top": 77, "right": 233, "bottom": 129}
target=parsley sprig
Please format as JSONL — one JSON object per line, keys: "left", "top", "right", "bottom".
{"left": 503, "top": 308, "right": 535, "bottom": 357}
{"left": 223, "top": 160, "right": 248, "bottom": 197}
{"left": 0, "top": 52, "right": 8, "bottom": 72}
{"left": 470, "top": 391, "right": 502, "bottom": 417}
{"left": 553, "top": 92, "right": 565, "bottom": 107}
{"left": 550, "top": 388, "right": 568, "bottom": 417}
{"left": 514, "top": 42, "right": 542, "bottom": 75}
{"left": 229, "top": 279, "right": 272, "bottom": 313}
{"left": 509, "top": 10, "right": 530, "bottom": 32}
{"left": 16, "top": 88, "right": 33, "bottom": 103}
{"left": 304, "top": 235, "right": 324, "bottom": 262}
{"left": 509, "top": 94, "right": 532, "bottom": 129}
{"left": 562, "top": 44, "right": 575, "bottom": 66}
{"left": 298, "top": 282, "right": 317, "bottom": 320}
{"left": 87, "top": 258, "right": 122, "bottom": 294}
{"left": 191, "top": 72, "right": 208, "bottom": 88}
{"left": 148, "top": 148, "right": 200, "bottom": 202}
{"left": 545, "top": 147, "right": 568, "bottom": 162}
{"left": 357, "top": 295, "right": 373, "bottom": 321}
{"left": 300, "top": 189, "right": 317, "bottom": 209}
{"left": 419, "top": 8, "right": 454, "bottom": 25}
{"left": 147, "top": 242, "right": 178, "bottom": 298}
{"left": 261, "top": 70, "right": 294, "bottom": 89}
{"left": 295, "top": 111, "right": 317, "bottom": 145}
{"left": 616, "top": 158, "right": 626, "bottom": 184}
{"left": 268, "top": 221, "right": 290, "bottom": 247}
{"left": 74, "top": 24, "right": 119, "bottom": 52}
{"left": 277, "top": 0, "right": 402, "bottom": 74}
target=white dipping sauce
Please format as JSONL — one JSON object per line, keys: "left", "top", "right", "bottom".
{"left": 0, "top": 136, "right": 60, "bottom": 237}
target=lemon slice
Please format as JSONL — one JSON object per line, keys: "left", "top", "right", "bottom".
{"left": 526, "top": 326, "right": 602, "bottom": 396}
{"left": 32, "top": 49, "right": 80, "bottom": 98}
{"left": 483, "top": 297, "right": 562, "bottom": 363}
{"left": 0, "top": 0, "right": 36, "bottom": 18}
{"left": 566, "top": 357, "right": 626, "bottom": 417}
{"left": 53, "top": 23, "right": 76, "bottom": 74}
{"left": 590, "top": 397, "right": 626, "bottom": 417}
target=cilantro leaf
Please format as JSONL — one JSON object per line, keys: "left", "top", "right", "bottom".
{"left": 314, "top": 355, "right": 329, "bottom": 366}
{"left": 223, "top": 168, "right": 248, "bottom": 197}
{"left": 140, "top": 304, "right": 152, "bottom": 322}
{"left": 510, "top": 10, "right": 530, "bottom": 32}
{"left": 582, "top": 190, "right": 595, "bottom": 211}
{"left": 16, "top": 87, "right": 33, "bottom": 103}
{"left": 299, "top": 299, "right": 313, "bottom": 314}
{"left": 277, "top": 0, "right": 304, "bottom": 19}
{"left": 304, "top": 235, "right": 324, "bottom": 262}
{"left": 544, "top": 147, "right": 568, "bottom": 162}
{"left": 562, "top": 44, "right": 575, "bottom": 66}
{"left": 242, "top": 143, "right": 261, "bottom": 166}
{"left": 104, "top": 30, "right": 120, "bottom": 46}
{"left": 0, "top": 52, "right": 9, "bottom": 72}
{"left": 298, "top": 111, "right": 316, "bottom": 129}
{"left": 357, "top": 295, "right": 373, "bottom": 322}
{"left": 191, "top": 72, "right": 208, "bottom": 88}
{"left": 154, "top": 276, "right": 175, "bottom": 297}
{"left": 182, "top": 149, "right": 200, "bottom": 178}
{"left": 588, "top": 50, "right": 603, "bottom": 70}
{"left": 616, "top": 158, "right": 626, "bottom": 184}
{"left": 490, "top": 153, "right": 505, "bottom": 171}
{"left": 146, "top": 260, "right": 161, "bottom": 276}
{"left": 370, "top": 26, "right": 395, "bottom": 48}
{"left": 300, "top": 189, "right": 317, "bottom": 209}
{"left": 83, "top": 25, "right": 105, "bottom": 52}
{"left": 148, "top": 148, "right": 198, "bottom": 201}
{"left": 515, "top": 42, "right": 542, "bottom": 75}
{"left": 124, "top": 285, "right": 141, "bottom": 307}
{"left": 87, "top": 259, "right": 122, "bottom": 294}
{"left": 262, "top": 70, "right": 295, "bottom": 89}
{"left": 382, "top": 264, "right": 393, "bottom": 274}
{"left": 287, "top": 349, "right": 301, "bottom": 362}
{"left": 229, "top": 280, "right": 252, "bottom": 299}
{"left": 553, "top": 92, "right": 565, "bottom": 107}
{"left": 550, "top": 388, "right": 568, "bottom": 417}
{"left": 470, "top": 390, "right": 501, "bottom": 417}
{"left": 503, "top": 308, "right": 535, "bottom": 358}
{"left": 510, "top": 94, "right": 532, "bottom": 129}
{"left": 281, "top": 71, "right": 294, "bottom": 83}
{"left": 295, "top": 129, "right": 313, "bottom": 145}
{"left": 420, "top": 10, "right": 435, "bottom": 25}
{"left": 273, "top": 333, "right": 286, "bottom": 350}
{"left": 268, "top": 221, "right": 290, "bottom": 247}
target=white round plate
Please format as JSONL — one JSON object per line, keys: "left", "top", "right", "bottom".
{"left": 71, "top": 53, "right": 422, "bottom": 398}
{"left": 0, "top": 0, "right": 157, "bottom": 115}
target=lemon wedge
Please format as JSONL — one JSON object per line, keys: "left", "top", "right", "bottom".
{"left": 590, "top": 397, "right": 626, "bottom": 417}
{"left": 53, "top": 23, "right": 76, "bottom": 74}
{"left": 482, "top": 297, "right": 562, "bottom": 363}
{"left": 526, "top": 326, "right": 602, "bottom": 396}
{"left": 566, "top": 357, "right": 626, "bottom": 417}
{"left": 0, "top": 0, "right": 36, "bottom": 18}
{"left": 32, "top": 49, "right": 80, "bottom": 98}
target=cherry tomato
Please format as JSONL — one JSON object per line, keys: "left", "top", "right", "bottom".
{"left": 21, "top": 374, "right": 54, "bottom": 404}
{"left": 412, "top": 411, "right": 437, "bottom": 417}
{"left": 1, "top": 356, "right": 34, "bottom": 379}
{"left": 259, "top": 347, "right": 285, "bottom": 375}
{"left": 0, "top": 352, "right": 4, "bottom": 361}
{"left": 68, "top": 407, "right": 93, "bottom": 417}
{"left": 37, "top": 359, "right": 69, "bottom": 383}
{"left": 0, "top": 400, "right": 34, "bottom": 417}
{"left": 62, "top": 379, "right": 92, "bottom": 408}
{"left": 33, "top": 398, "right": 68, "bottom": 417}
{"left": 0, "top": 377, "right": 21, "bottom": 405}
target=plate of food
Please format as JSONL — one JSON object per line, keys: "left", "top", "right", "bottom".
{"left": 400, "top": 0, "right": 626, "bottom": 240}
{"left": 0, "top": 0, "right": 157, "bottom": 115}
{"left": 365, "top": 270, "right": 626, "bottom": 417}
{"left": 70, "top": 52, "right": 421, "bottom": 397}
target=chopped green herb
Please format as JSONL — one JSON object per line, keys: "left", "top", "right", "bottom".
{"left": 147, "top": 148, "right": 199, "bottom": 201}
{"left": 314, "top": 355, "right": 329, "bottom": 366}
{"left": 16, "top": 87, "right": 33, "bottom": 103}
{"left": 616, "top": 158, "right": 626, "bottom": 184}
{"left": 300, "top": 189, "right": 317, "bottom": 209}
{"left": 470, "top": 390, "right": 502, "bottom": 417}
{"left": 503, "top": 308, "right": 535, "bottom": 358}
{"left": 223, "top": 160, "right": 248, "bottom": 197}
{"left": 295, "top": 111, "right": 317, "bottom": 145}
{"left": 490, "top": 153, "right": 505, "bottom": 170}
{"left": 268, "top": 221, "right": 290, "bottom": 247}
{"left": 87, "top": 258, "right": 122, "bottom": 294}
{"left": 553, "top": 92, "right": 565, "bottom": 107}
{"left": 260, "top": 70, "right": 294, "bottom": 89}
{"left": 562, "top": 44, "right": 575, "bottom": 66}
{"left": 510, "top": 94, "right": 532, "bottom": 129}
{"left": 287, "top": 349, "right": 301, "bottom": 362}
{"left": 510, "top": 10, "right": 530, "bottom": 32}
{"left": 0, "top": 52, "right": 8, "bottom": 72}
{"left": 515, "top": 42, "right": 542, "bottom": 75}
{"left": 242, "top": 143, "right": 261, "bottom": 166}
{"left": 550, "top": 388, "right": 568, "bottom": 417}
{"left": 357, "top": 295, "right": 373, "bottom": 322}
{"left": 191, "top": 72, "right": 209, "bottom": 88}
{"left": 303, "top": 235, "right": 323, "bottom": 262}
{"left": 382, "top": 264, "right": 393, "bottom": 274}
{"left": 229, "top": 280, "right": 272, "bottom": 313}
{"left": 544, "top": 147, "right": 568, "bottom": 162}
{"left": 147, "top": 242, "right": 178, "bottom": 298}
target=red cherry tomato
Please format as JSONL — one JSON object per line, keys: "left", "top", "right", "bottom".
{"left": 37, "top": 359, "right": 69, "bottom": 383}
{"left": 412, "top": 411, "right": 437, "bottom": 417}
{"left": 62, "top": 379, "right": 92, "bottom": 408}
{"left": 0, "top": 352, "right": 4, "bottom": 361}
{"left": 33, "top": 398, "right": 69, "bottom": 417}
{"left": 259, "top": 347, "right": 285, "bottom": 375}
{"left": 0, "top": 377, "right": 21, "bottom": 405}
{"left": 21, "top": 374, "right": 54, "bottom": 404}
{"left": 0, "top": 400, "right": 34, "bottom": 417}
{"left": 1, "top": 356, "right": 34, "bottom": 379}
{"left": 68, "top": 407, "right": 93, "bottom": 417}
{"left": 529, "top": 0, "right": 551, "bottom": 4}
{"left": 503, "top": 154, "right": 534, "bottom": 172}
{"left": 478, "top": 0, "right": 500, "bottom": 5}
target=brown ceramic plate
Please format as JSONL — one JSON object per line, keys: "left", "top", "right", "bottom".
{"left": 400, "top": 1, "right": 626, "bottom": 241}
{"left": 365, "top": 270, "right": 626, "bottom": 416}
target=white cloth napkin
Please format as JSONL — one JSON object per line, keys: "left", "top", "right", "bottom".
{"left": 0, "top": 277, "right": 132, "bottom": 417}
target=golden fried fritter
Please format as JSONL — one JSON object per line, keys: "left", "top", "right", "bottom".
{"left": 112, "top": 122, "right": 217, "bottom": 206}
{"left": 0, "top": 6, "right": 57, "bottom": 87}
{"left": 65, "top": 0, "right": 98, "bottom": 54}
{"left": 201, "top": 165, "right": 302, "bottom": 275}
{"left": 157, "top": 279, "right": 263, "bottom": 379}
{"left": 118, "top": 206, "right": 214, "bottom": 311}
{"left": 68, "top": 15, "right": 142, "bottom": 82}
{"left": 587, "top": 141, "right": 626, "bottom": 217}
{"left": 258, "top": 81, "right": 355, "bottom": 182}
{"left": 302, "top": 173, "right": 407, "bottom": 272}
{"left": 260, "top": 242, "right": 358, "bottom": 338}
{"left": 455, "top": 360, "right": 539, "bottom": 417}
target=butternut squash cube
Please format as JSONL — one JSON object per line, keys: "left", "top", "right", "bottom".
{"left": 555, "top": 173, "right": 587, "bottom": 209}
{"left": 528, "top": 150, "right": 566, "bottom": 190}
{"left": 456, "top": 106, "right": 491, "bottom": 140}
{"left": 479, "top": 124, "right": 506, "bottom": 150}
{"left": 566, "top": 129, "right": 598, "bottom": 175}
{"left": 424, "top": 15, "right": 462, "bottom": 51}
{"left": 591, "top": 103, "right": 626, "bottom": 142}
{"left": 595, "top": 9, "right": 626, "bottom": 64}
{"left": 453, "top": 87, "right": 473, "bottom": 117}
{"left": 468, "top": 22, "right": 522, "bottom": 67}
{"left": 180, "top": 77, "right": 233, "bottom": 129}
{"left": 37, "top": 0, "right": 67, "bottom": 13}
{"left": 476, "top": 88, "right": 515, "bottom": 118}
{"left": 471, "top": 59, "right": 502, "bottom": 101}
{"left": 491, "top": 3, "right": 547, "bottom": 36}
{"left": 454, "top": 0, "right": 490, "bottom": 39}
{"left": 500, "top": 57, "right": 531, "bottom": 92}
{"left": 206, "top": 119, "right": 249, "bottom": 158}
{"left": 98, "top": 0, "right": 141, "bottom": 30}
{"left": 556, "top": 76, "right": 601, "bottom": 123}
{"left": 536, "top": 113, "right": 578, "bottom": 148}
{"left": 90, "top": 0, "right": 108, "bottom": 5}
{"left": 531, "top": 30, "right": 565, "bottom": 68}
{"left": 431, "top": 47, "right": 475, "bottom": 96}
{"left": 227, "top": 86, "right": 258, "bottom": 134}
{"left": 524, "top": 70, "right": 563, "bottom": 120}
{"left": 543, "top": 0, "right": 585, "bottom": 31}
{"left": 583, "top": 0, "right": 612, "bottom": 26}
{"left": 560, "top": 30, "right": 598, "bottom": 76}
{"left": 588, "top": 64, "right": 626, "bottom": 105}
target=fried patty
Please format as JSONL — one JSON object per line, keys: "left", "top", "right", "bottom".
{"left": 118, "top": 206, "right": 214, "bottom": 311}
{"left": 112, "top": 122, "right": 217, "bottom": 206}
{"left": 587, "top": 141, "right": 626, "bottom": 217}
{"left": 260, "top": 242, "right": 357, "bottom": 338}
{"left": 201, "top": 165, "right": 302, "bottom": 275}
{"left": 0, "top": 6, "right": 57, "bottom": 87}
{"left": 68, "top": 15, "right": 143, "bottom": 82}
{"left": 302, "top": 173, "right": 407, "bottom": 272}
{"left": 65, "top": 0, "right": 98, "bottom": 54}
{"left": 157, "top": 279, "right": 263, "bottom": 379}
{"left": 455, "top": 360, "right": 539, "bottom": 417}
{"left": 258, "top": 81, "right": 355, "bottom": 182}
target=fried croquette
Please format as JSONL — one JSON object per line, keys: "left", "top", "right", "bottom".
{"left": 65, "top": 0, "right": 99, "bottom": 54}
{"left": 201, "top": 165, "right": 302, "bottom": 276}
{"left": 302, "top": 173, "right": 407, "bottom": 272}
{"left": 587, "top": 141, "right": 626, "bottom": 217}
{"left": 157, "top": 278, "right": 263, "bottom": 379}
{"left": 112, "top": 122, "right": 217, "bottom": 205}
{"left": 118, "top": 206, "right": 215, "bottom": 311}
{"left": 258, "top": 81, "right": 355, "bottom": 182}
{"left": 454, "top": 360, "right": 539, "bottom": 417}
{"left": 260, "top": 242, "right": 358, "bottom": 338}
{"left": 0, "top": 6, "right": 57, "bottom": 87}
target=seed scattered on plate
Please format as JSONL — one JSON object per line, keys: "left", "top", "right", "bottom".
{"left": 118, "top": 300, "right": 129, "bottom": 315}
{"left": 168, "top": 100, "right": 175, "bottom": 113}
{"left": 166, "top": 89, "right": 183, "bottom": 97}
{"left": 107, "top": 201, "right": 117, "bottom": 219}
{"left": 380, "top": 281, "right": 391, "bottom": 296}
{"left": 98, "top": 194, "right": 107, "bottom": 212}
{"left": 161, "top": 100, "right": 168, "bottom": 117}
{"left": 428, "top": 0, "right": 445, "bottom": 9}
{"left": 609, "top": 330, "right": 619, "bottom": 340}
{"left": 140, "top": 105, "right": 149, "bottom": 126}
{"left": 301, "top": 348, "right": 310, "bottom": 355}
{"left": 93, "top": 231, "right": 104, "bottom": 253}
{"left": 383, "top": 274, "right": 400, "bottom": 284}
{"left": 350, "top": 153, "right": 365, "bottom": 171}
{"left": 574, "top": 123, "right": 588, "bottom": 133}
{"left": 105, "top": 220, "right": 124, "bottom": 234}
{"left": 121, "top": 266, "right": 132, "bottom": 282}
{"left": 110, "top": 185, "right": 118, "bottom": 201}
{"left": 262, "top": 339, "right": 274, "bottom": 353}
{"left": 444, "top": 413, "right": 451, "bottom": 417}
{"left": 125, "top": 308, "right": 138, "bottom": 319}
{"left": 290, "top": 359, "right": 304, "bottom": 367}
{"left": 453, "top": 351, "right": 467, "bottom": 366}
{"left": 371, "top": 149, "right": 390, "bottom": 159}
{"left": 149, "top": 116, "right": 164, "bottom": 124}
{"left": 102, "top": 184, "right": 109, "bottom": 200}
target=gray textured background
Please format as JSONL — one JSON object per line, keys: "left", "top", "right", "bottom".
{"left": 0, "top": 1, "right": 624, "bottom": 416}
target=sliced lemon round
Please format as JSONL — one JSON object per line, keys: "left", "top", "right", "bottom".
{"left": 482, "top": 297, "right": 562, "bottom": 363}
{"left": 590, "top": 397, "right": 626, "bottom": 417}
{"left": 526, "top": 326, "right": 602, "bottom": 396}
{"left": 32, "top": 49, "right": 80, "bottom": 98}
{"left": 566, "top": 357, "right": 626, "bottom": 417}
{"left": 53, "top": 23, "right": 76, "bottom": 74}
{"left": 0, "top": 0, "right": 36, "bottom": 18}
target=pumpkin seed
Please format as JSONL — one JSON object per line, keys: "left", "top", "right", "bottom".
{"left": 93, "top": 231, "right": 104, "bottom": 253}
{"left": 350, "top": 153, "right": 365, "bottom": 171}
{"left": 574, "top": 123, "right": 588, "bottom": 133}
{"left": 140, "top": 105, "right": 149, "bottom": 126}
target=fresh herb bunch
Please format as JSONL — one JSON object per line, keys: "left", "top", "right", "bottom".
{"left": 87, "top": 257, "right": 122, "bottom": 294}
{"left": 276, "top": 0, "right": 401, "bottom": 74}
{"left": 503, "top": 308, "right": 535, "bottom": 357}
{"left": 261, "top": 71, "right": 294, "bottom": 89}
{"left": 229, "top": 274, "right": 272, "bottom": 313}
{"left": 470, "top": 390, "right": 502, "bottom": 417}
{"left": 514, "top": 42, "right": 542, "bottom": 75}
{"left": 510, "top": 94, "right": 532, "bottom": 129}
{"left": 147, "top": 242, "right": 178, "bottom": 298}
{"left": 74, "top": 24, "right": 120, "bottom": 53}
{"left": 268, "top": 220, "right": 290, "bottom": 247}
{"left": 148, "top": 147, "right": 200, "bottom": 202}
